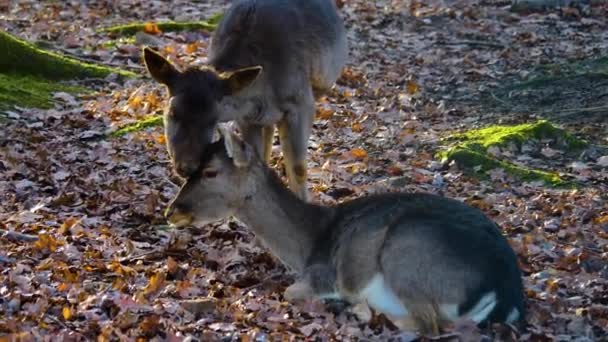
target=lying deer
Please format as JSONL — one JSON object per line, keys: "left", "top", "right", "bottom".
{"left": 165, "top": 128, "right": 526, "bottom": 335}
{"left": 143, "top": 0, "right": 348, "bottom": 200}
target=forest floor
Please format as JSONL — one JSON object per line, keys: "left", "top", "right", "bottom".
{"left": 1, "top": 0, "right": 608, "bottom": 341}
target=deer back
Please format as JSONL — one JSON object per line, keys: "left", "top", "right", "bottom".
{"left": 209, "top": 0, "right": 347, "bottom": 94}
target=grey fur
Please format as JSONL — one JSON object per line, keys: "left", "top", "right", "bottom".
{"left": 166, "top": 132, "right": 526, "bottom": 334}
{"left": 144, "top": 0, "right": 347, "bottom": 200}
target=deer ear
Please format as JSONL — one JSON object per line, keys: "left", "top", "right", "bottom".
{"left": 218, "top": 125, "right": 252, "bottom": 168}
{"left": 143, "top": 47, "right": 180, "bottom": 87}
{"left": 219, "top": 66, "right": 263, "bottom": 95}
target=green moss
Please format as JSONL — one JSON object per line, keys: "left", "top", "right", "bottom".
{"left": 0, "top": 73, "right": 87, "bottom": 110}
{"left": 437, "top": 120, "right": 587, "bottom": 187}
{"left": 100, "top": 37, "right": 136, "bottom": 49}
{"left": 0, "top": 30, "right": 134, "bottom": 80}
{"left": 100, "top": 15, "right": 222, "bottom": 36}
{"left": 445, "top": 120, "right": 587, "bottom": 151}
{"left": 438, "top": 148, "right": 567, "bottom": 186}
{"left": 110, "top": 115, "right": 163, "bottom": 137}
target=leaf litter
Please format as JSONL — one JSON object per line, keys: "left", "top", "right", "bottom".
{"left": 1, "top": 0, "right": 608, "bottom": 341}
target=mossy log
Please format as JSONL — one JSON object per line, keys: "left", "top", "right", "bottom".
{"left": 437, "top": 120, "right": 587, "bottom": 187}
{"left": 0, "top": 73, "right": 86, "bottom": 110}
{"left": 100, "top": 13, "right": 223, "bottom": 36}
{"left": 0, "top": 30, "right": 133, "bottom": 80}
{"left": 0, "top": 30, "right": 135, "bottom": 111}
{"left": 111, "top": 115, "right": 164, "bottom": 137}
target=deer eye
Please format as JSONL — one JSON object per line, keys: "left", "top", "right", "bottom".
{"left": 202, "top": 170, "right": 218, "bottom": 178}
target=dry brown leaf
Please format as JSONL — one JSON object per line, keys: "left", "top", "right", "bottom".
{"left": 406, "top": 80, "right": 419, "bottom": 95}
{"left": 143, "top": 271, "right": 167, "bottom": 297}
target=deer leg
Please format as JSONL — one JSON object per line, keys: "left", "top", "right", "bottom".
{"left": 261, "top": 126, "right": 275, "bottom": 163}
{"left": 277, "top": 106, "right": 313, "bottom": 201}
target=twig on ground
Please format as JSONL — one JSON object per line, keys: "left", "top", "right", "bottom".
{"left": 545, "top": 105, "right": 608, "bottom": 118}
{"left": 36, "top": 41, "right": 144, "bottom": 72}
{"left": 436, "top": 40, "right": 506, "bottom": 49}
{"left": 0, "top": 255, "right": 15, "bottom": 264}
{"left": 1, "top": 229, "right": 39, "bottom": 242}
{"left": 60, "top": 49, "right": 145, "bottom": 72}
{"left": 489, "top": 91, "right": 510, "bottom": 106}
{"left": 45, "top": 313, "right": 69, "bottom": 330}
{"left": 119, "top": 249, "right": 164, "bottom": 263}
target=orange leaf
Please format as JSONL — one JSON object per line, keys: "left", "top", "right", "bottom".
{"left": 34, "top": 233, "right": 60, "bottom": 252}
{"left": 107, "top": 260, "right": 137, "bottom": 277}
{"left": 60, "top": 266, "right": 79, "bottom": 283}
{"left": 145, "top": 92, "right": 161, "bottom": 108}
{"left": 59, "top": 217, "right": 79, "bottom": 235}
{"left": 143, "top": 271, "right": 166, "bottom": 296}
{"left": 143, "top": 22, "right": 162, "bottom": 35}
{"left": 128, "top": 95, "right": 143, "bottom": 108}
{"left": 594, "top": 214, "right": 608, "bottom": 225}
{"left": 57, "top": 283, "right": 70, "bottom": 292}
{"left": 113, "top": 278, "right": 127, "bottom": 292}
{"left": 406, "top": 80, "right": 419, "bottom": 95}
{"left": 316, "top": 107, "right": 334, "bottom": 120}
{"left": 62, "top": 306, "right": 73, "bottom": 321}
{"left": 156, "top": 134, "right": 166, "bottom": 145}
{"left": 185, "top": 42, "right": 199, "bottom": 54}
{"left": 350, "top": 148, "right": 368, "bottom": 159}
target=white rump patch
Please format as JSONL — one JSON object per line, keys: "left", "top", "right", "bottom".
{"left": 506, "top": 307, "right": 520, "bottom": 323}
{"left": 463, "top": 291, "right": 497, "bottom": 324}
{"left": 359, "top": 273, "right": 408, "bottom": 318}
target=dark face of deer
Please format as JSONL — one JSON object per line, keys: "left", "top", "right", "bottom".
{"left": 143, "top": 48, "right": 261, "bottom": 178}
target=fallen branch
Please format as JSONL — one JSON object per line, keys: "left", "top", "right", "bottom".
{"left": 119, "top": 249, "right": 165, "bottom": 263}
{"left": 0, "top": 229, "right": 39, "bottom": 242}
{"left": 436, "top": 40, "right": 506, "bottom": 49}
{"left": 99, "top": 13, "right": 223, "bottom": 36}
{"left": 0, "top": 30, "right": 135, "bottom": 80}
{"left": 110, "top": 115, "right": 164, "bottom": 137}
{"left": 554, "top": 105, "right": 608, "bottom": 114}
{"left": 0, "top": 254, "right": 15, "bottom": 264}
{"left": 45, "top": 44, "right": 145, "bottom": 73}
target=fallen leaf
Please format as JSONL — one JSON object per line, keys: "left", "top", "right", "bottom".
{"left": 143, "top": 22, "right": 162, "bottom": 35}
{"left": 350, "top": 148, "right": 368, "bottom": 159}
{"left": 62, "top": 306, "right": 73, "bottom": 321}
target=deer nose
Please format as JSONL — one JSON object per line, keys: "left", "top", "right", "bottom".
{"left": 174, "top": 162, "right": 197, "bottom": 178}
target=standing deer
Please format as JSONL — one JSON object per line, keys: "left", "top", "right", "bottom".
{"left": 143, "top": 0, "right": 347, "bottom": 200}
{"left": 165, "top": 129, "right": 526, "bottom": 335}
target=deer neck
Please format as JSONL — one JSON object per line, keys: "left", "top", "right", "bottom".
{"left": 235, "top": 167, "right": 332, "bottom": 273}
